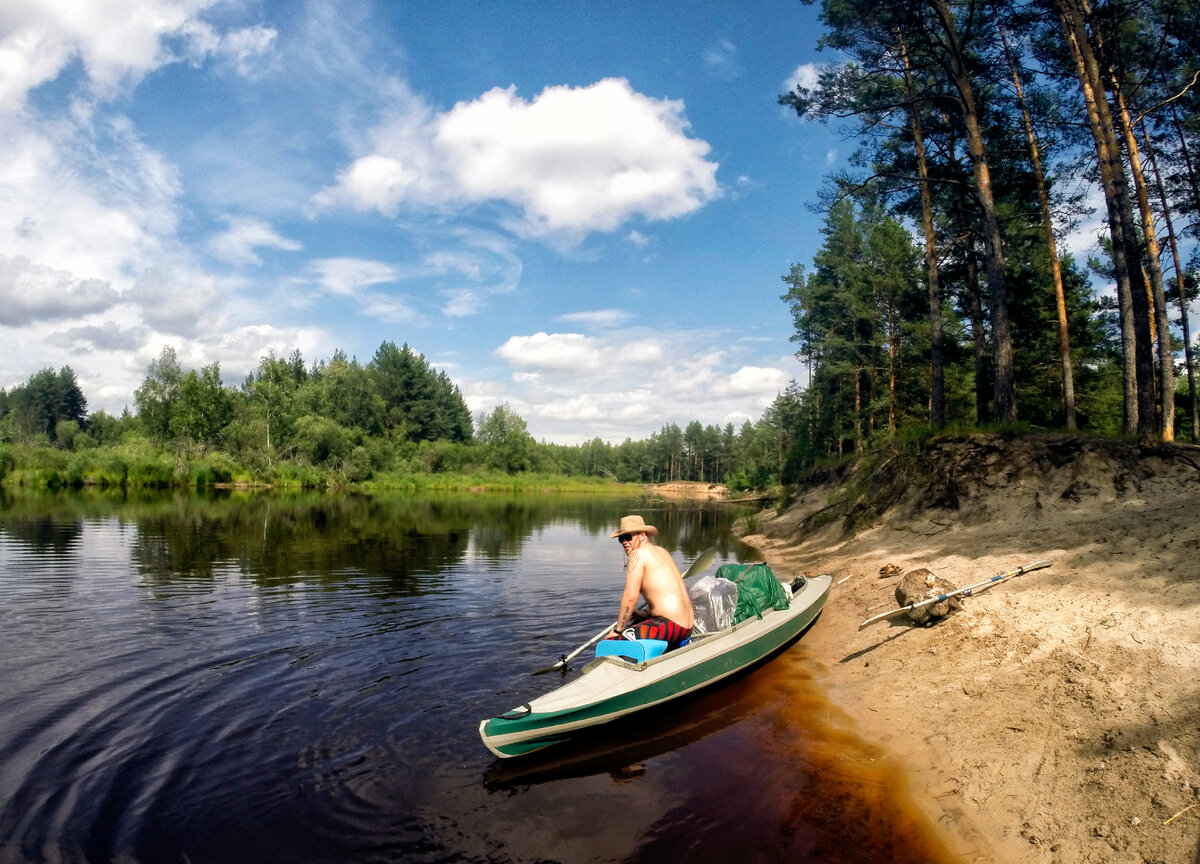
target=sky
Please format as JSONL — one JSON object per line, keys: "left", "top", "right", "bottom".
{"left": 0, "top": 0, "right": 1140, "bottom": 447}
{"left": 0, "top": 0, "right": 857, "bottom": 445}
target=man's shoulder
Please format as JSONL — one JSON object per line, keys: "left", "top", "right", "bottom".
{"left": 647, "top": 544, "right": 680, "bottom": 571}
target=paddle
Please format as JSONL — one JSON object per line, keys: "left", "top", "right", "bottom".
{"left": 533, "top": 546, "right": 718, "bottom": 675}
{"left": 857, "top": 559, "right": 1052, "bottom": 630}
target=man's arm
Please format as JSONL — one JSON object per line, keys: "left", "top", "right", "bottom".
{"left": 612, "top": 549, "right": 645, "bottom": 635}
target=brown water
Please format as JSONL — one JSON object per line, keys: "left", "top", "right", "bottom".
{"left": 0, "top": 491, "right": 960, "bottom": 863}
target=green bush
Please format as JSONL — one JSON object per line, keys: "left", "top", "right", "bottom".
{"left": 272, "top": 462, "right": 326, "bottom": 489}
{"left": 100, "top": 454, "right": 130, "bottom": 487}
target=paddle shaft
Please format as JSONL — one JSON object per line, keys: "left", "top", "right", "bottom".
{"left": 534, "top": 546, "right": 716, "bottom": 674}
{"left": 857, "top": 560, "right": 1052, "bottom": 631}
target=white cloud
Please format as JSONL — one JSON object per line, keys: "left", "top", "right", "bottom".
{"left": 303, "top": 257, "right": 425, "bottom": 325}
{"left": 322, "top": 154, "right": 422, "bottom": 217}
{"left": 179, "top": 21, "right": 277, "bottom": 76}
{"left": 441, "top": 288, "right": 482, "bottom": 318}
{"left": 309, "top": 257, "right": 398, "bottom": 296}
{"left": 482, "top": 328, "right": 794, "bottom": 444}
{"left": 0, "top": 256, "right": 120, "bottom": 325}
{"left": 316, "top": 77, "right": 720, "bottom": 243}
{"left": 0, "top": 17, "right": 73, "bottom": 113}
{"left": 1, "top": 116, "right": 181, "bottom": 287}
{"left": 421, "top": 229, "right": 523, "bottom": 301}
{"left": 301, "top": 228, "right": 522, "bottom": 324}
{"left": 0, "top": 1, "right": 232, "bottom": 109}
{"left": 356, "top": 293, "right": 419, "bottom": 325}
{"left": 133, "top": 267, "right": 228, "bottom": 338}
{"left": 711, "top": 365, "right": 791, "bottom": 397}
{"left": 557, "top": 309, "right": 631, "bottom": 329}
{"left": 204, "top": 323, "right": 325, "bottom": 384}
{"left": 208, "top": 216, "right": 302, "bottom": 266}
{"left": 495, "top": 332, "right": 608, "bottom": 373}
{"left": 784, "top": 63, "right": 820, "bottom": 95}
{"left": 704, "top": 39, "right": 742, "bottom": 80}
{"left": 46, "top": 320, "right": 147, "bottom": 354}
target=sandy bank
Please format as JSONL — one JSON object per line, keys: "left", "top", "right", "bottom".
{"left": 743, "top": 434, "right": 1200, "bottom": 864}
{"left": 646, "top": 481, "right": 732, "bottom": 500}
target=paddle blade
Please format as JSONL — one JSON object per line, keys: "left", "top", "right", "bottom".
{"left": 532, "top": 658, "right": 569, "bottom": 676}
{"left": 683, "top": 546, "right": 717, "bottom": 580}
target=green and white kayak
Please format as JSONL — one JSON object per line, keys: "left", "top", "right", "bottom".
{"left": 479, "top": 572, "right": 831, "bottom": 759}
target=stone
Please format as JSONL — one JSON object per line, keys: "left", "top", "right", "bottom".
{"left": 894, "top": 567, "right": 961, "bottom": 625}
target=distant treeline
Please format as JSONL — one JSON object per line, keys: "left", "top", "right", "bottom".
{"left": 0, "top": 342, "right": 799, "bottom": 491}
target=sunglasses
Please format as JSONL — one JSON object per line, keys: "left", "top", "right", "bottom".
{"left": 617, "top": 533, "right": 634, "bottom": 543}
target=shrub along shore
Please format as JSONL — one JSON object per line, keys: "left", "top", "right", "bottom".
{"left": 0, "top": 441, "right": 640, "bottom": 495}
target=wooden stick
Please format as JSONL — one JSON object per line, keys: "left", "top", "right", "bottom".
{"left": 858, "top": 560, "right": 1052, "bottom": 630}
{"left": 1163, "top": 802, "right": 1198, "bottom": 825}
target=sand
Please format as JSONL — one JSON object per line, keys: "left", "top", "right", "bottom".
{"left": 740, "top": 434, "right": 1200, "bottom": 864}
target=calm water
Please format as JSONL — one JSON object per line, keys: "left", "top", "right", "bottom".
{"left": 0, "top": 491, "right": 957, "bottom": 863}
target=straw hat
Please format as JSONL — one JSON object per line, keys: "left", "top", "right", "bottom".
{"left": 610, "top": 514, "right": 658, "bottom": 538}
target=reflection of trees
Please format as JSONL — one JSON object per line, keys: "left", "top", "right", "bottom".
{"left": 0, "top": 491, "right": 759, "bottom": 598}
{"left": 0, "top": 515, "right": 83, "bottom": 555}
{"left": 130, "top": 495, "right": 493, "bottom": 595}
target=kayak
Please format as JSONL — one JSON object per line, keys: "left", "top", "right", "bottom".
{"left": 479, "top": 572, "right": 831, "bottom": 759}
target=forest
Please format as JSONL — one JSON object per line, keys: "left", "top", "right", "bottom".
{"left": 2, "top": 0, "right": 1198, "bottom": 491}
{"left": 778, "top": 0, "right": 1199, "bottom": 463}
{"left": 0, "top": 343, "right": 799, "bottom": 491}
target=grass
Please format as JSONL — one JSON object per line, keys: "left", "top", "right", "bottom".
{"left": 361, "top": 470, "right": 640, "bottom": 495}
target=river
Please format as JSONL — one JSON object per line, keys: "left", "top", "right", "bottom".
{"left": 0, "top": 491, "right": 957, "bottom": 863}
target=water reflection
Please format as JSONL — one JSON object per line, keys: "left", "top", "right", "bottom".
{"left": 0, "top": 491, "right": 750, "bottom": 594}
{"left": 0, "top": 514, "right": 84, "bottom": 555}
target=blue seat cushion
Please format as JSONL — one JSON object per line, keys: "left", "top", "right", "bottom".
{"left": 595, "top": 638, "right": 669, "bottom": 662}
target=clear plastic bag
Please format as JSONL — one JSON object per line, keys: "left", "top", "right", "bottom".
{"left": 688, "top": 573, "right": 739, "bottom": 634}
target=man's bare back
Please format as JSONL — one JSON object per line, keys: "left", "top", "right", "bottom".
{"left": 608, "top": 517, "right": 694, "bottom": 639}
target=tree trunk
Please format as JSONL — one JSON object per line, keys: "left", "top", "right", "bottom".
{"left": 888, "top": 301, "right": 898, "bottom": 435}
{"left": 899, "top": 31, "right": 945, "bottom": 428}
{"left": 1055, "top": 0, "right": 1154, "bottom": 436}
{"left": 1144, "top": 124, "right": 1198, "bottom": 441}
{"left": 1110, "top": 85, "right": 1174, "bottom": 439}
{"left": 928, "top": 0, "right": 1015, "bottom": 422}
{"left": 998, "top": 20, "right": 1076, "bottom": 429}
{"left": 854, "top": 364, "right": 864, "bottom": 453}
{"left": 952, "top": 184, "right": 989, "bottom": 424}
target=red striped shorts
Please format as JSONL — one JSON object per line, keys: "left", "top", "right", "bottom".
{"left": 608, "top": 614, "right": 691, "bottom": 647}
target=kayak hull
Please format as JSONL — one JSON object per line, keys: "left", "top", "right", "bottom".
{"left": 479, "top": 573, "right": 831, "bottom": 758}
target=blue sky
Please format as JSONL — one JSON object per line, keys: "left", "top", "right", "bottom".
{"left": 5, "top": 0, "right": 844, "bottom": 444}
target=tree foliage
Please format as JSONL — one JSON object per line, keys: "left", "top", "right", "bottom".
{"left": 780, "top": 0, "right": 1199, "bottom": 450}
{"left": 0, "top": 367, "right": 88, "bottom": 445}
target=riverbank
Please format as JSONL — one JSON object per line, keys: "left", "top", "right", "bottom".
{"left": 743, "top": 433, "right": 1200, "bottom": 864}
{"left": 0, "top": 440, "right": 648, "bottom": 496}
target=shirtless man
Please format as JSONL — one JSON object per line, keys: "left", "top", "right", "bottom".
{"left": 605, "top": 515, "right": 694, "bottom": 647}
